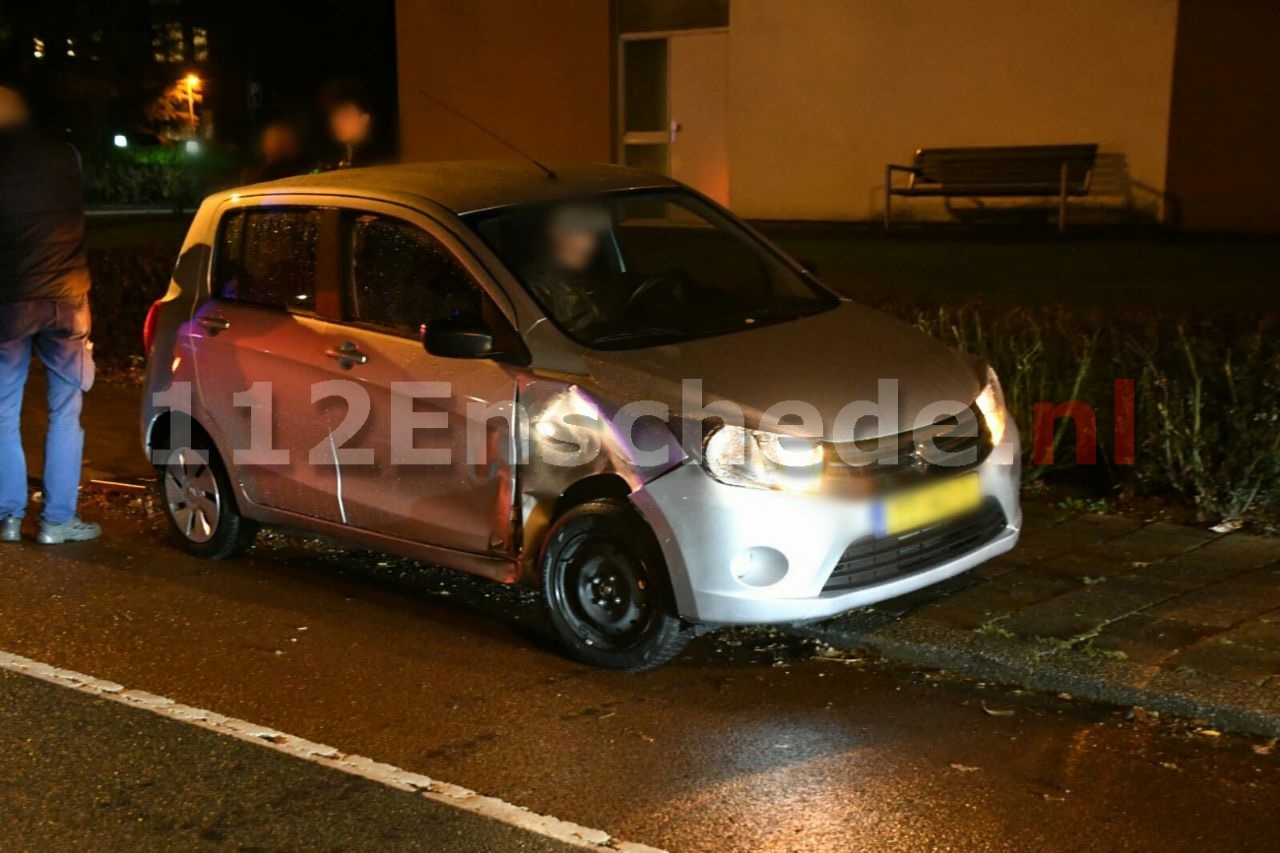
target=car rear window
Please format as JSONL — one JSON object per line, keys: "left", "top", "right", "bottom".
{"left": 215, "top": 208, "right": 321, "bottom": 311}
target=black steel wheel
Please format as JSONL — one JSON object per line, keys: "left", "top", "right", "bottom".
{"left": 541, "top": 498, "right": 690, "bottom": 671}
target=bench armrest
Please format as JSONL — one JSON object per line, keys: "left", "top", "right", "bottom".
{"left": 1079, "top": 165, "right": 1094, "bottom": 194}
{"left": 885, "top": 163, "right": 918, "bottom": 190}
{"left": 883, "top": 164, "right": 920, "bottom": 231}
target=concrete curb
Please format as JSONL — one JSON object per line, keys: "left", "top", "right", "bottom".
{"left": 801, "top": 617, "right": 1280, "bottom": 737}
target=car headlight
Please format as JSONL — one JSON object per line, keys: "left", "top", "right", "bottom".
{"left": 703, "top": 425, "right": 825, "bottom": 492}
{"left": 974, "top": 366, "right": 1008, "bottom": 447}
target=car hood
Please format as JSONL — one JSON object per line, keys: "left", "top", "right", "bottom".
{"left": 580, "top": 301, "right": 984, "bottom": 444}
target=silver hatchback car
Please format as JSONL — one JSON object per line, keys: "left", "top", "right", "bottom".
{"left": 141, "top": 162, "right": 1021, "bottom": 670}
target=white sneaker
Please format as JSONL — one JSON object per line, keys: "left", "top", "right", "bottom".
{"left": 36, "top": 517, "right": 102, "bottom": 545}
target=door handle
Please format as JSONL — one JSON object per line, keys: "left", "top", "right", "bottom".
{"left": 197, "top": 315, "right": 230, "bottom": 335}
{"left": 325, "top": 341, "right": 368, "bottom": 369}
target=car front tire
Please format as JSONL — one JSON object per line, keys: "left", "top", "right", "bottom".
{"left": 541, "top": 498, "right": 691, "bottom": 671}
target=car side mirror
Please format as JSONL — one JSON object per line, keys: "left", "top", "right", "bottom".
{"left": 424, "top": 316, "right": 497, "bottom": 359}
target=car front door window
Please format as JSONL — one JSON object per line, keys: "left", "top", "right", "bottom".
{"left": 345, "top": 213, "right": 483, "bottom": 336}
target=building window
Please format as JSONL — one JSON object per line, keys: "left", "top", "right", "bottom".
{"left": 152, "top": 20, "right": 184, "bottom": 63}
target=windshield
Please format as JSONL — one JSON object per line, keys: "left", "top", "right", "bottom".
{"left": 464, "top": 191, "right": 839, "bottom": 349}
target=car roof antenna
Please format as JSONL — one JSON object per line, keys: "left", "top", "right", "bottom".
{"left": 416, "top": 89, "right": 557, "bottom": 180}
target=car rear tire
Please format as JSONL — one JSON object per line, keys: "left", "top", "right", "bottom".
{"left": 541, "top": 498, "right": 691, "bottom": 671}
{"left": 155, "top": 434, "right": 257, "bottom": 560}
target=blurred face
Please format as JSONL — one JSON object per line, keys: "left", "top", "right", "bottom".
{"left": 260, "top": 124, "right": 300, "bottom": 163}
{"left": 548, "top": 206, "right": 609, "bottom": 272}
{"left": 0, "top": 87, "right": 30, "bottom": 131}
{"left": 328, "top": 103, "right": 371, "bottom": 147}
{"left": 551, "top": 228, "right": 599, "bottom": 272}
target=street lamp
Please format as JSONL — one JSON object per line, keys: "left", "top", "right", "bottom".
{"left": 184, "top": 74, "right": 200, "bottom": 134}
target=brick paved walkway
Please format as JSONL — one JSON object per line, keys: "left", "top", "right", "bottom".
{"left": 810, "top": 500, "right": 1280, "bottom": 734}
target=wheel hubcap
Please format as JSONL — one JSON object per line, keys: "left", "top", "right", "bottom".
{"left": 163, "top": 447, "right": 221, "bottom": 544}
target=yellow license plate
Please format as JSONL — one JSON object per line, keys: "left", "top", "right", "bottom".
{"left": 878, "top": 473, "right": 983, "bottom": 537}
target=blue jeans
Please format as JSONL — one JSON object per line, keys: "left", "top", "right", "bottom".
{"left": 0, "top": 297, "right": 94, "bottom": 525}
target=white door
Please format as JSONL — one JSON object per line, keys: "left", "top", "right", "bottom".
{"left": 668, "top": 31, "right": 729, "bottom": 205}
{"left": 620, "top": 30, "right": 730, "bottom": 205}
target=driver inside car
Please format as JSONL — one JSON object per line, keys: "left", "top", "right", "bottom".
{"left": 522, "top": 204, "right": 614, "bottom": 333}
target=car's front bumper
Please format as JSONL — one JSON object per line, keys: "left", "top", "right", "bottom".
{"left": 630, "top": 427, "right": 1022, "bottom": 625}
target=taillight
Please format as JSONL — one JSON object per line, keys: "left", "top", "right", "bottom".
{"left": 142, "top": 299, "right": 162, "bottom": 354}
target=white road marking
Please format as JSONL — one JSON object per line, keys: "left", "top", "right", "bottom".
{"left": 0, "top": 649, "right": 665, "bottom": 853}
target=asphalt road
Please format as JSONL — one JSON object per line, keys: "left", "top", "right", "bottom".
{"left": 1, "top": 493, "right": 1277, "bottom": 852}
{"left": 0, "top": 670, "right": 574, "bottom": 851}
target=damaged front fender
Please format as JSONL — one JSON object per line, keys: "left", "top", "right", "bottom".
{"left": 514, "top": 375, "right": 687, "bottom": 582}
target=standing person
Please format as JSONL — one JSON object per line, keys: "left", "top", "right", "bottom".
{"left": 322, "top": 83, "right": 388, "bottom": 170}
{"left": 0, "top": 86, "right": 100, "bottom": 544}
{"left": 521, "top": 204, "right": 613, "bottom": 334}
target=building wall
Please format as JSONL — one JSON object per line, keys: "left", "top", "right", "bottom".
{"left": 726, "top": 0, "right": 1180, "bottom": 221}
{"left": 1165, "top": 0, "right": 1280, "bottom": 231}
{"left": 395, "top": 0, "right": 613, "bottom": 164}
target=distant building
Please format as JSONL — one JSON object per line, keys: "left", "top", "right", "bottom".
{"left": 396, "top": 0, "right": 1280, "bottom": 232}
{"left": 0, "top": 0, "right": 214, "bottom": 150}
{"left": 1, "top": 0, "right": 399, "bottom": 157}
{"left": 147, "top": 0, "right": 210, "bottom": 66}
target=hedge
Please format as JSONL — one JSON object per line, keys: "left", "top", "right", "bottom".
{"left": 85, "top": 245, "right": 1280, "bottom": 524}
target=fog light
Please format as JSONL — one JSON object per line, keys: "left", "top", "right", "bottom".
{"left": 731, "top": 547, "right": 789, "bottom": 587}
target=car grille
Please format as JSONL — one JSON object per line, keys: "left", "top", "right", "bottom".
{"left": 821, "top": 498, "right": 1008, "bottom": 594}
{"left": 821, "top": 404, "right": 992, "bottom": 498}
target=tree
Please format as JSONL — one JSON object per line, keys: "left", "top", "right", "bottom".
{"left": 144, "top": 76, "right": 202, "bottom": 141}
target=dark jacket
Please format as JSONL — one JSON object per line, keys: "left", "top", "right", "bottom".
{"left": 0, "top": 128, "right": 90, "bottom": 303}
{"left": 521, "top": 261, "right": 608, "bottom": 334}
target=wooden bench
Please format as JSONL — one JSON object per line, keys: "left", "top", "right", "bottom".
{"left": 884, "top": 144, "right": 1099, "bottom": 232}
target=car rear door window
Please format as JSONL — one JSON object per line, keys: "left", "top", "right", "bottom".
{"left": 216, "top": 208, "right": 321, "bottom": 311}
{"left": 343, "top": 212, "right": 483, "bottom": 336}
